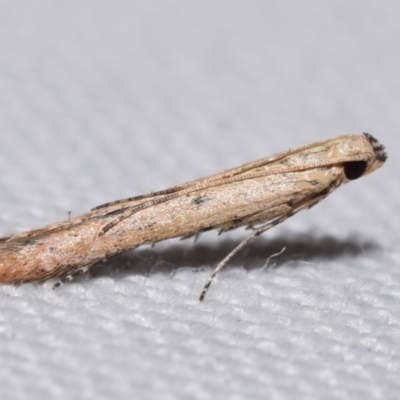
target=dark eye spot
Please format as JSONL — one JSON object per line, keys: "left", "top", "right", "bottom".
{"left": 344, "top": 161, "right": 367, "bottom": 180}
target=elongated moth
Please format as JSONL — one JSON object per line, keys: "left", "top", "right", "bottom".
{"left": 0, "top": 133, "right": 387, "bottom": 301}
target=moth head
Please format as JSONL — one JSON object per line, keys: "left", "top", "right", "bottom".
{"left": 342, "top": 133, "right": 387, "bottom": 181}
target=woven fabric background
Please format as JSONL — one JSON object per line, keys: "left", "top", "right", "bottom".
{"left": 0, "top": 2, "right": 399, "bottom": 399}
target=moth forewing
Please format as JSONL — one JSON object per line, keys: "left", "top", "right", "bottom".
{"left": 91, "top": 135, "right": 352, "bottom": 212}
{"left": 0, "top": 133, "right": 387, "bottom": 300}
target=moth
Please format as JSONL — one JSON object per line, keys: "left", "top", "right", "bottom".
{"left": 0, "top": 133, "right": 387, "bottom": 301}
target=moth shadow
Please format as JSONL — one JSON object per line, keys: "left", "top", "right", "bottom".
{"left": 88, "top": 233, "right": 380, "bottom": 280}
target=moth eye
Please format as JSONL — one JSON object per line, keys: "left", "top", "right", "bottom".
{"left": 344, "top": 161, "right": 367, "bottom": 180}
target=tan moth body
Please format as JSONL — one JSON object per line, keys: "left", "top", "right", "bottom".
{"left": 0, "top": 133, "right": 387, "bottom": 300}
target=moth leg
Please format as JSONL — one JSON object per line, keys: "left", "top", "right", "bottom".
{"left": 180, "top": 231, "right": 203, "bottom": 242}
{"left": 52, "top": 265, "right": 93, "bottom": 289}
{"left": 199, "top": 212, "right": 292, "bottom": 302}
{"left": 199, "top": 183, "right": 340, "bottom": 301}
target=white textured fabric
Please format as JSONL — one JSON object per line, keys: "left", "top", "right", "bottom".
{"left": 0, "top": 2, "right": 399, "bottom": 399}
